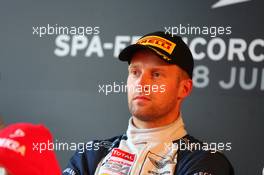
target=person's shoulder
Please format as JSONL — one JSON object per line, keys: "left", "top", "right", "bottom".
{"left": 72, "top": 134, "right": 126, "bottom": 158}
{"left": 89, "top": 134, "right": 127, "bottom": 152}
{"left": 63, "top": 134, "right": 125, "bottom": 175}
{"left": 175, "top": 135, "right": 234, "bottom": 175}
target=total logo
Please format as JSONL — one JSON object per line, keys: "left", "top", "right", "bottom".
{"left": 97, "top": 148, "right": 136, "bottom": 175}
{"left": 212, "top": 0, "right": 251, "bottom": 8}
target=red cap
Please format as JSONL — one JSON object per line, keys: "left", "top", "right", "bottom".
{"left": 0, "top": 123, "right": 61, "bottom": 175}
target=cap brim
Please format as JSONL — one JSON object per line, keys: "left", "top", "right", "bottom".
{"left": 118, "top": 44, "right": 159, "bottom": 63}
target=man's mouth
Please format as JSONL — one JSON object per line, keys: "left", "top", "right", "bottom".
{"left": 133, "top": 95, "right": 151, "bottom": 101}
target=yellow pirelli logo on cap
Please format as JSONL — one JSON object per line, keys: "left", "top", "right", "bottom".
{"left": 137, "top": 36, "right": 176, "bottom": 54}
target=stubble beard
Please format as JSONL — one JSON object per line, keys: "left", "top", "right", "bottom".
{"left": 128, "top": 98, "right": 178, "bottom": 122}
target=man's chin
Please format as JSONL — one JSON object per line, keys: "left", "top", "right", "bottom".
{"left": 133, "top": 115, "right": 152, "bottom": 122}
{"left": 132, "top": 99, "right": 150, "bottom": 106}
{"left": 129, "top": 103, "right": 156, "bottom": 119}
{"left": 131, "top": 109, "right": 155, "bottom": 122}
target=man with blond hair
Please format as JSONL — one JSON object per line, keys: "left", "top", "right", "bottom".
{"left": 64, "top": 31, "right": 234, "bottom": 175}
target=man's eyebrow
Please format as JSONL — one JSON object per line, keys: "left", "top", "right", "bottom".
{"left": 150, "top": 67, "right": 168, "bottom": 72}
{"left": 151, "top": 66, "right": 166, "bottom": 70}
{"left": 128, "top": 64, "right": 140, "bottom": 69}
{"left": 128, "top": 65, "right": 168, "bottom": 71}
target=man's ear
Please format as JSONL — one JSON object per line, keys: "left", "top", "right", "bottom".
{"left": 178, "top": 79, "right": 193, "bottom": 99}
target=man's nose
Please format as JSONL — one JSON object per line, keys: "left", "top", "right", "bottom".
{"left": 137, "top": 72, "right": 150, "bottom": 91}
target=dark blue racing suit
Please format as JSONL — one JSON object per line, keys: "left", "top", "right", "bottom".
{"left": 63, "top": 134, "right": 234, "bottom": 175}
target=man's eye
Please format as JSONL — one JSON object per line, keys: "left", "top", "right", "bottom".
{"left": 130, "top": 69, "right": 138, "bottom": 76}
{"left": 153, "top": 72, "right": 160, "bottom": 77}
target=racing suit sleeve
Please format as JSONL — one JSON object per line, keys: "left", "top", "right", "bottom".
{"left": 62, "top": 150, "right": 89, "bottom": 175}
{"left": 176, "top": 151, "right": 234, "bottom": 175}
{"left": 62, "top": 138, "right": 118, "bottom": 175}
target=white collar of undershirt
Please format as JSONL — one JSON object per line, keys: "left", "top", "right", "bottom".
{"left": 126, "top": 113, "right": 187, "bottom": 145}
